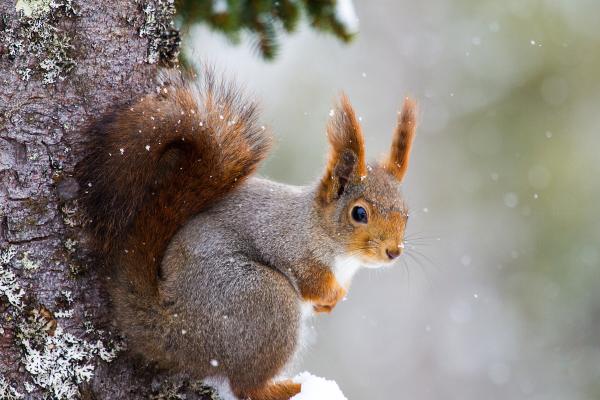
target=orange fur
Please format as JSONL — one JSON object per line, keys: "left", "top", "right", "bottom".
{"left": 385, "top": 98, "right": 417, "bottom": 181}
{"left": 346, "top": 200, "right": 407, "bottom": 263}
{"left": 238, "top": 380, "right": 301, "bottom": 400}
{"left": 78, "top": 69, "right": 275, "bottom": 377}
{"left": 298, "top": 261, "right": 346, "bottom": 313}
{"left": 80, "top": 69, "right": 419, "bottom": 398}
{"left": 318, "top": 94, "right": 367, "bottom": 204}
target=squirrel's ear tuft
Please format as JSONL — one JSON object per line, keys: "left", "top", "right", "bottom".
{"left": 384, "top": 97, "right": 417, "bottom": 182}
{"left": 318, "top": 94, "right": 366, "bottom": 204}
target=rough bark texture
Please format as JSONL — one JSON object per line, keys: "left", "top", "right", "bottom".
{"left": 0, "top": 1, "right": 212, "bottom": 398}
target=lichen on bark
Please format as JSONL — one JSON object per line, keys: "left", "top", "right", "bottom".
{"left": 0, "top": 0, "right": 221, "bottom": 396}
{"left": 0, "top": 0, "right": 195, "bottom": 397}
{"left": 138, "top": 0, "right": 180, "bottom": 65}
{"left": 2, "top": 0, "right": 77, "bottom": 84}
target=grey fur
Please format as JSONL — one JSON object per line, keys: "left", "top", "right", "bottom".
{"left": 158, "top": 168, "right": 407, "bottom": 391}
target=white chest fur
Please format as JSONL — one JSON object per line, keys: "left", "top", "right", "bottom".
{"left": 292, "top": 255, "right": 386, "bottom": 371}
{"left": 332, "top": 254, "right": 365, "bottom": 288}
{"left": 301, "top": 254, "right": 386, "bottom": 317}
{"left": 299, "top": 255, "right": 364, "bottom": 321}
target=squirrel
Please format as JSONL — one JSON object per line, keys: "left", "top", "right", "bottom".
{"left": 78, "top": 68, "right": 417, "bottom": 400}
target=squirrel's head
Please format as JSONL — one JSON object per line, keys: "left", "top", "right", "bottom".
{"left": 316, "top": 95, "right": 417, "bottom": 267}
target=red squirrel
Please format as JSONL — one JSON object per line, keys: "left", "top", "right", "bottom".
{"left": 79, "top": 68, "right": 417, "bottom": 399}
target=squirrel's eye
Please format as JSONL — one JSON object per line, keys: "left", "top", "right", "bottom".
{"left": 351, "top": 206, "right": 368, "bottom": 224}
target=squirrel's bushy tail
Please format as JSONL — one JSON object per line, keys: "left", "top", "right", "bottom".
{"left": 79, "top": 68, "right": 271, "bottom": 299}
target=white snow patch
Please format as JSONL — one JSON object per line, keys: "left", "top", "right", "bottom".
{"left": 202, "top": 373, "right": 347, "bottom": 400}
{"left": 291, "top": 372, "right": 347, "bottom": 400}
{"left": 334, "top": 0, "right": 360, "bottom": 34}
{"left": 213, "top": 0, "right": 228, "bottom": 14}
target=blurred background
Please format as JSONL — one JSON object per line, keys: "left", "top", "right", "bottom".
{"left": 182, "top": 1, "right": 600, "bottom": 399}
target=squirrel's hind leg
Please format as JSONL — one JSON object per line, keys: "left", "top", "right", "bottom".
{"left": 236, "top": 380, "right": 301, "bottom": 400}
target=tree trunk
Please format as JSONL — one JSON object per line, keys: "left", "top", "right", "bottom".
{"left": 1, "top": 1, "right": 210, "bottom": 398}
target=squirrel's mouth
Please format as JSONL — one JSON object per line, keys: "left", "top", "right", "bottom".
{"left": 350, "top": 237, "right": 405, "bottom": 266}
{"left": 356, "top": 246, "right": 403, "bottom": 268}
{"left": 359, "top": 254, "right": 397, "bottom": 269}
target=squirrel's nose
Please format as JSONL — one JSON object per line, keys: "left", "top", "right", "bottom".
{"left": 385, "top": 248, "right": 401, "bottom": 260}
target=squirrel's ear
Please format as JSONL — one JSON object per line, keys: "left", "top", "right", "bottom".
{"left": 318, "top": 94, "right": 367, "bottom": 204}
{"left": 384, "top": 97, "right": 417, "bottom": 182}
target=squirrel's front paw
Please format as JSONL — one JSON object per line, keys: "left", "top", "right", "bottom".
{"left": 312, "top": 282, "right": 346, "bottom": 313}
{"left": 313, "top": 303, "right": 335, "bottom": 313}
{"left": 299, "top": 265, "right": 347, "bottom": 313}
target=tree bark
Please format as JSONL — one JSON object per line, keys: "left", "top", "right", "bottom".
{"left": 0, "top": 1, "right": 209, "bottom": 398}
